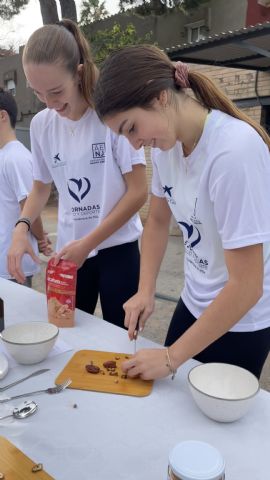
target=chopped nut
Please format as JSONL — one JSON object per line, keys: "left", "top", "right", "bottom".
{"left": 121, "top": 374, "right": 128, "bottom": 379}
{"left": 114, "top": 380, "right": 119, "bottom": 383}
{"left": 115, "top": 356, "right": 120, "bottom": 360}
{"left": 103, "top": 360, "right": 116, "bottom": 369}
{"left": 85, "top": 364, "right": 100, "bottom": 374}
{"left": 125, "top": 356, "right": 130, "bottom": 359}
{"left": 32, "top": 463, "right": 43, "bottom": 473}
{"left": 109, "top": 372, "right": 118, "bottom": 376}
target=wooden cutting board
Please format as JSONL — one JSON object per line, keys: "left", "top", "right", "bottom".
{"left": 0, "top": 436, "right": 53, "bottom": 479}
{"left": 55, "top": 350, "right": 153, "bottom": 397}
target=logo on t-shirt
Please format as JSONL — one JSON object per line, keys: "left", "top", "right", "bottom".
{"left": 190, "top": 197, "right": 202, "bottom": 225}
{"left": 163, "top": 184, "right": 176, "bottom": 205}
{"left": 178, "top": 221, "right": 208, "bottom": 274}
{"left": 67, "top": 177, "right": 100, "bottom": 221}
{"left": 91, "top": 143, "right": 106, "bottom": 165}
{"left": 163, "top": 185, "right": 173, "bottom": 197}
{"left": 67, "top": 177, "right": 91, "bottom": 203}
{"left": 52, "top": 152, "right": 66, "bottom": 168}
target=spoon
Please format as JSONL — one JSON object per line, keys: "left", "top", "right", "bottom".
{"left": 0, "top": 400, "right": 38, "bottom": 421}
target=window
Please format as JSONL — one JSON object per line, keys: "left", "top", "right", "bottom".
{"left": 4, "top": 70, "right": 17, "bottom": 96}
{"left": 6, "top": 79, "right": 16, "bottom": 96}
{"left": 185, "top": 20, "right": 208, "bottom": 43}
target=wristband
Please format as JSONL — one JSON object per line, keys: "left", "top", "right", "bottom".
{"left": 15, "top": 217, "right": 31, "bottom": 231}
{"left": 165, "top": 347, "right": 177, "bottom": 380}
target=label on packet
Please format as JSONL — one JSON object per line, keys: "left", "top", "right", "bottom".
{"left": 46, "top": 258, "right": 77, "bottom": 328}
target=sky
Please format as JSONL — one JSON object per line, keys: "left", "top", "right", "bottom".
{"left": 0, "top": 0, "right": 120, "bottom": 51}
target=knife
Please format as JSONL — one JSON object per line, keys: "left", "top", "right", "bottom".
{"left": 133, "top": 319, "right": 140, "bottom": 355}
{"left": 0, "top": 368, "right": 50, "bottom": 392}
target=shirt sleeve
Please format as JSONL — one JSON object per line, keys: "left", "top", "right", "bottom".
{"left": 30, "top": 116, "right": 53, "bottom": 184}
{"left": 209, "top": 128, "right": 270, "bottom": 249}
{"left": 151, "top": 148, "right": 166, "bottom": 198}
{"left": 3, "top": 149, "right": 33, "bottom": 203}
{"left": 112, "top": 133, "right": 146, "bottom": 174}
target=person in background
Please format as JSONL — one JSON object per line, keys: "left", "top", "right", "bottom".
{"left": 0, "top": 87, "right": 51, "bottom": 287}
{"left": 7, "top": 21, "right": 147, "bottom": 327}
{"left": 94, "top": 44, "right": 270, "bottom": 379}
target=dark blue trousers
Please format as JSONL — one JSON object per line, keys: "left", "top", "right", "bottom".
{"left": 165, "top": 298, "right": 270, "bottom": 379}
{"left": 76, "top": 240, "right": 140, "bottom": 329}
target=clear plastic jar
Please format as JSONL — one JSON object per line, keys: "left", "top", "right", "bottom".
{"left": 168, "top": 440, "right": 225, "bottom": 480}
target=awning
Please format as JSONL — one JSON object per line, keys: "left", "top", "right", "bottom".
{"left": 166, "top": 21, "right": 270, "bottom": 71}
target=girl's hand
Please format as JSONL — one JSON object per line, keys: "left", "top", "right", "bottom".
{"left": 121, "top": 348, "right": 171, "bottom": 380}
{"left": 53, "top": 238, "right": 90, "bottom": 268}
{"left": 38, "top": 233, "right": 52, "bottom": 256}
{"left": 8, "top": 228, "right": 40, "bottom": 283}
{"left": 123, "top": 291, "right": 155, "bottom": 340}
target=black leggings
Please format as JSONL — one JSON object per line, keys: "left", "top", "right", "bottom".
{"left": 76, "top": 241, "right": 140, "bottom": 328}
{"left": 165, "top": 298, "right": 270, "bottom": 379}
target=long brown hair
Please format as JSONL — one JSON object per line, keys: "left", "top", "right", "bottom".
{"left": 94, "top": 44, "right": 270, "bottom": 149}
{"left": 23, "top": 19, "right": 96, "bottom": 108}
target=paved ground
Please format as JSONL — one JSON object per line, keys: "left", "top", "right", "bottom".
{"left": 34, "top": 205, "right": 270, "bottom": 391}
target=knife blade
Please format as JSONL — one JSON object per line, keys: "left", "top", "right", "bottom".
{"left": 133, "top": 319, "right": 140, "bottom": 354}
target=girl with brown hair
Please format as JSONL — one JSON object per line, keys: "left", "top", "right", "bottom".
{"left": 94, "top": 44, "right": 270, "bottom": 379}
{"left": 8, "top": 21, "right": 148, "bottom": 328}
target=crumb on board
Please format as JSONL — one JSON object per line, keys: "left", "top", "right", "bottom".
{"left": 32, "top": 463, "right": 43, "bottom": 473}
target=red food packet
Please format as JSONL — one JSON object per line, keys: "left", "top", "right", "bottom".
{"left": 46, "top": 259, "right": 77, "bottom": 328}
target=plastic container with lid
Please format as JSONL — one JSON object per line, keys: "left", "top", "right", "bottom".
{"left": 168, "top": 440, "right": 225, "bottom": 480}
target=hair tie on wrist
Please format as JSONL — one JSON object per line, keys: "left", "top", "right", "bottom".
{"left": 15, "top": 217, "right": 31, "bottom": 231}
{"left": 174, "top": 61, "right": 190, "bottom": 89}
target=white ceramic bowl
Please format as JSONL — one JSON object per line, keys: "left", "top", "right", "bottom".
{"left": 0, "top": 321, "right": 59, "bottom": 365}
{"left": 188, "top": 362, "right": 259, "bottom": 422}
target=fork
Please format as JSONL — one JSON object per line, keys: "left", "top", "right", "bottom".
{"left": 0, "top": 378, "right": 72, "bottom": 403}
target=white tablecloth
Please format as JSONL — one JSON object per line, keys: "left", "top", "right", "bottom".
{"left": 0, "top": 278, "right": 269, "bottom": 479}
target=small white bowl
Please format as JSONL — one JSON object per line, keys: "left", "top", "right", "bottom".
{"left": 0, "top": 321, "right": 59, "bottom": 365}
{"left": 188, "top": 362, "right": 259, "bottom": 422}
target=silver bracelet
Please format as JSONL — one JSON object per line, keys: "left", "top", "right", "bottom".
{"left": 165, "top": 347, "right": 177, "bottom": 380}
{"left": 15, "top": 217, "right": 31, "bottom": 231}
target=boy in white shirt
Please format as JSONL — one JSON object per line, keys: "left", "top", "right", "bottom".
{"left": 0, "top": 88, "right": 50, "bottom": 286}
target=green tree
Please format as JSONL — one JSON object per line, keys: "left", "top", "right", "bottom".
{"left": 0, "top": 0, "right": 28, "bottom": 19}
{"left": 119, "top": 0, "right": 209, "bottom": 16}
{"left": 80, "top": 0, "right": 108, "bottom": 26}
{"left": 0, "top": 0, "right": 77, "bottom": 24}
{"left": 87, "top": 23, "right": 153, "bottom": 64}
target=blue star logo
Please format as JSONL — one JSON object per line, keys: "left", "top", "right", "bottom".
{"left": 163, "top": 185, "right": 173, "bottom": 197}
{"left": 54, "top": 153, "right": 61, "bottom": 163}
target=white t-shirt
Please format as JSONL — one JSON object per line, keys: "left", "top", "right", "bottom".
{"left": 31, "top": 108, "right": 145, "bottom": 255}
{"left": 0, "top": 140, "right": 39, "bottom": 279}
{"left": 152, "top": 110, "right": 270, "bottom": 332}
